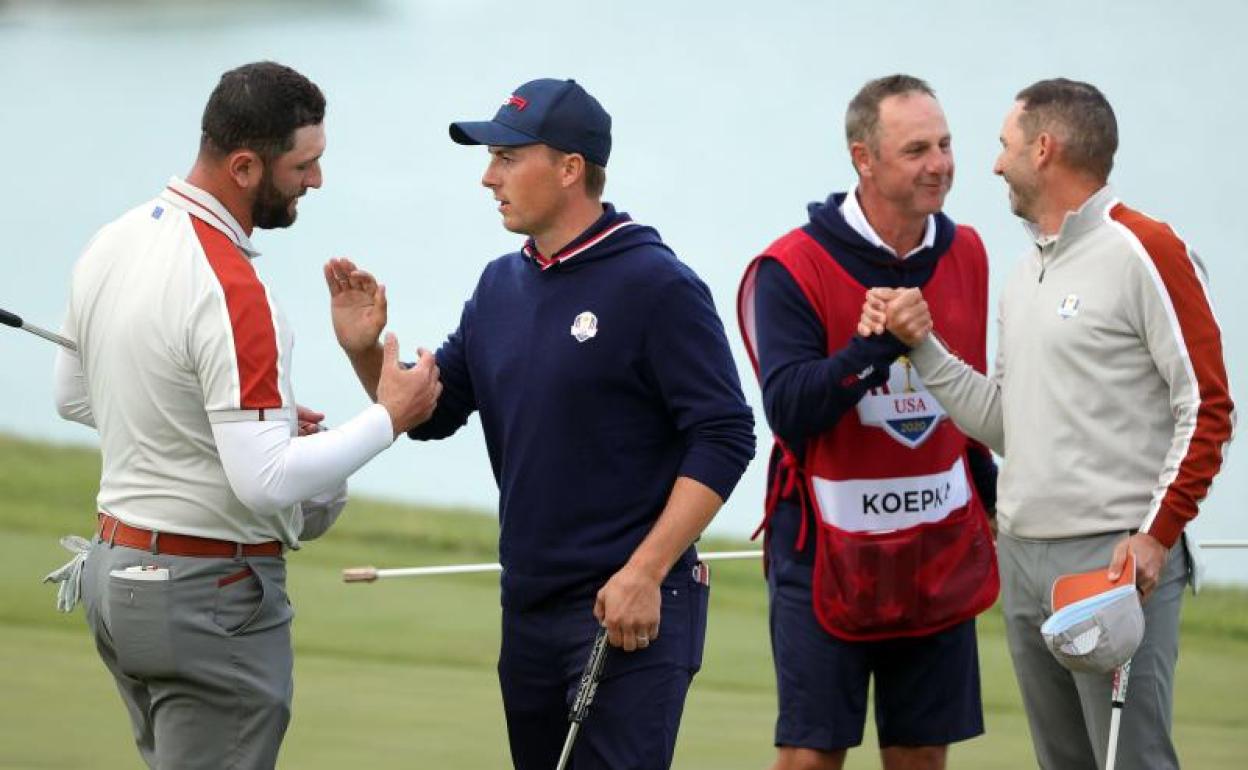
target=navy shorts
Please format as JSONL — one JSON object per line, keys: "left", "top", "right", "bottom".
{"left": 767, "top": 503, "right": 985, "bottom": 751}
{"left": 498, "top": 564, "right": 709, "bottom": 770}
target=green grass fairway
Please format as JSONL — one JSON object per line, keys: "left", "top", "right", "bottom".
{"left": 2, "top": 433, "right": 1246, "bottom": 768}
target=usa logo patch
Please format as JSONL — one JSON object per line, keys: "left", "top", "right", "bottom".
{"left": 855, "top": 356, "right": 946, "bottom": 448}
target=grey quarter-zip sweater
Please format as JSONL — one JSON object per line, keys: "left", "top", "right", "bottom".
{"left": 908, "top": 186, "right": 1234, "bottom": 548}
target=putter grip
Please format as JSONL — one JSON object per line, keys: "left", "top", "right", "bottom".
{"left": 568, "top": 626, "right": 610, "bottom": 723}
{"left": 0, "top": 308, "right": 22, "bottom": 328}
{"left": 342, "top": 566, "right": 380, "bottom": 583}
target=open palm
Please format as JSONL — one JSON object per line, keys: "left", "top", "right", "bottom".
{"left": 325, "top": 258, "right": 388, "bottom": 354}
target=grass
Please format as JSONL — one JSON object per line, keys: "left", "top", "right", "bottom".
{"left": 1, "top": 433, "right": 1245, "bottom": 768}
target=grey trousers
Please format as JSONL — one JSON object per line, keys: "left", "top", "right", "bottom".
{"left": 81, "top": 537, "right": 294, "bottom": 769}
{"left": 997, "top": 530, "right": 1188, "bottom": 770}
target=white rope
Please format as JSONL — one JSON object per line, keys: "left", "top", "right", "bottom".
{"left": 343, "top": 541, "right": 1248, "bottom": 583}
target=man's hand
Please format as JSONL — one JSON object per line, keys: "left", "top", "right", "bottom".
{"left": 325, "top": 258, "right": 387, "bottom": 355}
{"left": 1108, "top": 532, "right": 1169, "bottom": 601}
{"left": 296, "top": 405, "right": 325, "bottom": 436}
{"left": 886, "top": 288, "right": 935, "bottom": 346}
{"left": 857, "top": 288, "right": 933, "bottom": 346}
{"left": 593, "top": 563, "right": 662, "bottom": 652}
{"left": 375, "top": 333, "right": 442, "bottom": 437}
{"left": 857, "top": 287, "right": 899, "bottom": 337}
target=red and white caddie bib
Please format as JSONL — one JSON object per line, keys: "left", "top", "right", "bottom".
{"left": 738, "top": 226, "right": 999, "bottom": 641}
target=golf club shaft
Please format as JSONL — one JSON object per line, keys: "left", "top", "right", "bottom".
{"left": 1105, "top": 709, "right": 1122, "bottom": 770}
{"left": 1105, "top": 661, "right": 1131, "bottom": 770}
{"left": 342, "top": 549, "right": 764, "bottom": 583}
{"left": 0, "top": 308, "right": 77, "bottom": 352}
{"left": 554, "top": 723, "right": 579, "bottom": 770}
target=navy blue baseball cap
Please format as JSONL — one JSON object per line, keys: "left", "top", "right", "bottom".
{"left": 449, "top": 78, "right": 612, "bottom": 167}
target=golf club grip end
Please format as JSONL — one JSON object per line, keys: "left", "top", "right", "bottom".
{"left": 0, "top": 308, "right": 22, "bottom": 328}
{"left": 567, "top": 627, "right": 610, "bottom": 722}
{"left": 342, "top": 566, "right": 379, "bottom": 583}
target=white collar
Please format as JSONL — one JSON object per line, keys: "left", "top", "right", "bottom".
{"left": 159, "top": 177, "right": 260, "bottom": 258}
{"left": 840, "top": 188, "right": 935, "bottom": 259}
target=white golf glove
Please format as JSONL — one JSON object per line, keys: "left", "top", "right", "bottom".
{"left": 42, "top": 534, "right": 92, "bottom": 613}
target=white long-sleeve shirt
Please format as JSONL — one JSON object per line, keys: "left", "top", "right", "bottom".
{"left": 910, "top": 186, "right": 1234, "bottom": 548}
{"left": 55, "top": 177, "right": 394, "bottom": 546}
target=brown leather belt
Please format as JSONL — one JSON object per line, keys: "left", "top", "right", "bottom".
{"left": 97, "top": 513, "right": 283, "bottom": 558}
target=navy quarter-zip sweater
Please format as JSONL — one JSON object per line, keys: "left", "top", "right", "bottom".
{"left": 411, "top": 205, "right": 756, "bottom": 610}
{"left": 755, "top": 193, "right": 997, "bottom": 558}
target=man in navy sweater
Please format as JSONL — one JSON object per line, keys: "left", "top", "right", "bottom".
{"left": 737, "top": 75, "right": 999, "bottom": 770}
{"left": 326, "top": 78, "right": 755, "bottom": 769}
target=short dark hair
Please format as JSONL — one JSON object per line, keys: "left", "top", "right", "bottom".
{"left": 583, "top": 162, "right": 606, "bottom": 198}
{"left": 1015, "top": 78, "right": 1117, "bottom": 181}
{"left": 846, "top": 74, "right": 935, "bottom": 150}
{"left": 200, "top": 61, "right": 326, "bottom": 161}
{"left": 545, "top": 146, "right": 607, "bottom": 198}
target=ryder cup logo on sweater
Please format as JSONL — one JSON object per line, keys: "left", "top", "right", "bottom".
{"left": 570, "top": 311, "right": 598, "bottom": 343}
{"left": 855, "top": 357, "right": 946, "bottom": 448}
{"left": 1058, "top": 294, "right": 1081, "bottom": 319}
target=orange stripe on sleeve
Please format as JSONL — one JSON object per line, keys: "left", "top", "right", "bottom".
{"left": 1111, "top": 204, "right": 1235, "bottom": 546}
{"left": 192, "top": 217, "right": 283, "bottom": 410}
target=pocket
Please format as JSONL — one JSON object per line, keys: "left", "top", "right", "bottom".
{"left": 212, "top": 566, "right": 265, "bottom": 635}
{"left": 108, "top": 571, "right": 176, "bottom": 677}
{"left": 665, "top": 562, "right": 710, "bottom": 675}
{"left": 687, "top": 574, "right": 709, "bottom": 675}
{"left": 913, "top": 505, "right": 998, "bottom": 621}
{"left": 813, "top": 504, "right": 998, "bottom": 640}
{"left": 213, "top": 560, "right": 293, "bottom": 637}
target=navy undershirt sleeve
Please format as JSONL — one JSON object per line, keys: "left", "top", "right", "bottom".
{"left": 966, "top": 441, "right": 999, "bottom": 514}
{"left": 645, "top": 273, "right": 756, "bottom": 501}
{"left": 407, "top": 297, "right": 478, "bottom": 441}
{"left": 753, "top": 258, "right": 907, "bottom": 446}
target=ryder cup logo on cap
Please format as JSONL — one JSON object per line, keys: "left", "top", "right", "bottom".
{"left": 1040, "top": 552, "right": 1145, "bottom": 674}
{"left": 449, "top": 78, "right": 612, "bottom": 167}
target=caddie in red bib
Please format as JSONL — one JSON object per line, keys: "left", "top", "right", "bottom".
{"left": 735, "top": 75, "right": 1000, "bottom": 767}
{"left": 743, "top": 221, "right": 998, "bottom": 641}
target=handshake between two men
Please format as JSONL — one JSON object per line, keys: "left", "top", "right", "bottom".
{"left": 856, "top": 287, "right": 933, "bottom": 346}
{"left": 322, "top": 257, "right": 444, "bottom": 438}
{"left": 318, "top": 272, "right": 934, "bottom": 436}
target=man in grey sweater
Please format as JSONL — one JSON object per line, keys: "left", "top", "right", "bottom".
{"left": 858, "top": 79, "right": 1235, "bottom": 769}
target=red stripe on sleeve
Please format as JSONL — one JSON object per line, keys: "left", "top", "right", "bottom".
{"left": 1111, "top": 204, "right": 1235, "bottom": 546}
{"left": 192, "top": 217, "right": 283, "bottom": 410}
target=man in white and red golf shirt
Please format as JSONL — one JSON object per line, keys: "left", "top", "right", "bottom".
{"left": 861, "top": 78, "right": 1235, "bottom": 770}
{"left": 52, "top": 61, "right": 440, "bottom": 769}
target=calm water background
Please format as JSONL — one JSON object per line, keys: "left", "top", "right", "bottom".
{"left": 1, "top": 0, "right": 1244, "bottom": 582}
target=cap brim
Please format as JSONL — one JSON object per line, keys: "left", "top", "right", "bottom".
{"left": 449, "top": 120, "right": 541, "bottom": 147}
{"left": 1052, "top": 551, "right": 1135, "bottom": 611}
